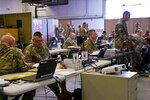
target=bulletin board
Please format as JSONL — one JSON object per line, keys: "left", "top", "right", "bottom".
{"left": 0, "top": 28, "right": 18, "bottom": 41}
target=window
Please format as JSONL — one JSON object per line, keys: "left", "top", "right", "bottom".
{"left": 106, "top": 0, "right": 150, "bottom": 19}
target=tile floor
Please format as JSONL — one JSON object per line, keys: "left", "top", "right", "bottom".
{"left": 34, "top": 75, "right": 81, "bottom": 100}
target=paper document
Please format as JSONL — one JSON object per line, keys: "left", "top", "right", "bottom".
{"left": 32, "top": 63, "right": 39, "bottom": 68}
{"left": 0, "top": 79, "right": 10, "bottom": 86}
{"left": 90, "top": 50, "right": 100, "bottom": 55}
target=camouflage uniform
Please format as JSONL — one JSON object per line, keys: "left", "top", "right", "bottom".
{"left": 81, "top": 38, "right": 97, "bottom": 53}
{"left": 130, "top": 34, "right": 144, "bottom": 70}
{"left": 0, "top": 44, "right": 29, "bottom": 100}
{"left": 65, "top": 27, "right": 73, "bottom": 39}
{"left": 114, "top": 19, "right": 130, "bottom": 65}
{"left": 23, "top": 43, "right": 70, "bottom": 99}
{"left": 63, "top": 37, "right": 76, "bottom": 49}
{"left": 0, "top": 44, "right": 28, "bottom": 75}
{"left": 115, "top": 19, "right": 128, "bottom": 50}
{"left": 79, "top": 28, "right": 87, "bottom": 36}
{"left": 23, "top": 44, "right": 50, "bottom": 63}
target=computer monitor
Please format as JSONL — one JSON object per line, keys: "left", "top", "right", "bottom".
{"left": 77, "top": 36, "right": 87, "bottom": 46}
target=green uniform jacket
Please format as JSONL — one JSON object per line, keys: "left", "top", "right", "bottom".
{"left": 65, "top": 27, "right": 73, "bottom": 39}
{"left": 79, "top": 28, "right": 87, "bottom": 36}
{"left": 23, "top": 44, "right": 50, "bottom": 63}
{"left": 63, "top": 37, "right": 76, "bottom": 49}
{"left": 115, "top": 19, "right": 128, "bottom": 50}
{"left": 81, "top": 38, "right": 97, "bottom": 53}
{"left": 0, "top": 45, "right": 28, "bottom": 75}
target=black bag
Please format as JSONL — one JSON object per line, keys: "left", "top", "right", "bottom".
{"left": 74, "top": 88, "right": 82, "bottom": 100}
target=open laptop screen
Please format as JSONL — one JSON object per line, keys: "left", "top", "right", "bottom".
{"left": 36, "top": 58, "right": 57, "bottom": 79}
{"left": 21, "top": 58, "right": 57, "bottom": 82}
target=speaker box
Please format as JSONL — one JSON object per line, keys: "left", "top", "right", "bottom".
{"left": 16, "top": 20, "right": 22, "bottom": 28}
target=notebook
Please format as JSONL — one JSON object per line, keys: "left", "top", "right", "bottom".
{"left": 21, "top": 58, "right": 57, "bottom": 82}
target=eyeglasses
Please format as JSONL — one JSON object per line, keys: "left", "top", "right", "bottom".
{"left": 33, "top": 39, "right": 43, "bottom": 43}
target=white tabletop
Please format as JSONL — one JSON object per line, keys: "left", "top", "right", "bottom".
{"left": 67, "top": 46, "right": 81, "bottom": 49}
{"left": 49, "top": 49, "right": 69, "bottom": 55}
{"left": 1, "top": 59, "right": 111, "bottom": 96}
{"left": 0, "top": 72, "right": 64, "bottom": 96}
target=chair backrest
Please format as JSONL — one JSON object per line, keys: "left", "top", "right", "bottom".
{"left": 22, "top": 42, "right": 31, "bottom": 50}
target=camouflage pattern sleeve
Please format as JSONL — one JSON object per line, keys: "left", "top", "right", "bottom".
{"left": 14, "top": 48, "right": 29, "bottom": 72}
{"left": 23, "top": 44, "right": 50, "bottom": 63}
{"left": 79, "top": 28, "right": 87, "bottom": 36}
{"left": 63, "top": 38, "right": 75, "bottom": 49}
{"left": 23, "top": 44, "right": 37, "bottom": 63}
{"left": 115, "top": 20, "right": 128, "bottom": 50}
{"left": 0, "top": 46, "right": 28, "bottom": 75}
{"left": 81, "top": 39, "right": 96, "bottom": 53}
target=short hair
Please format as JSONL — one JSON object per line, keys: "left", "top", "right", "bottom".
{"left": 88, "top": 29, "right": 96, "bottom": 34}
{"left": 33, "top": 31, "right": 42, "bottom": 37}
{"left": 123, "top": 11, "right": 130, "bottom": 16}
{"left": 83, "top": 22, "right": 86, "bottom": 25}
{"left": 87, "top": 29, "right": 96, "bottom": 37}
{"left": 1, "top": 34, "right": 16, "bottom": 45}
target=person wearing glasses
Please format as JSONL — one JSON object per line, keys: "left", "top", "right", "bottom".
{"left": 23, "top": 31, "right": 73, "bottom": 100}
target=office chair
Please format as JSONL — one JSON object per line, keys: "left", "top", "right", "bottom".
{"left": 22, "top": 42, "right": 31, "bottom": 50}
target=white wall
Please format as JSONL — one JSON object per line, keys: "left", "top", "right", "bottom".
{"left": 0, "top": 0, "right": 24, "bottom": 14}
{"left": 0, "top": 0, "right": 105, "bottom": 35}
{"left": 33, "top": 0, "right": 104, "bottom": 19}
{"left": 0, "top": 0, "right": 105, "bottom": 19}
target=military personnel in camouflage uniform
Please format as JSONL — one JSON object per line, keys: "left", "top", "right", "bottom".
{"left": 23, "top": 36, "right": 49, "bottom": 63}
{"left": 114, "top": 11, "right": 131, "bottom": 66}
{"left": 0, "top": 35, "right": 28, "bottom": 75}
{"left": 115, "top": 11, "right": 130, "bottom": 50}
{"left": 130, "top": 29, "right": 144, "bottom": 70}
{"left": 24, "top": 32, "right": 73, "bottom": 100}
{"left": 79, "top": 22, "right": 88, "bottom": 37}
{"left": 65, "top": 24, "right": 73, "bottom": 39}
{"left": 63, "top": 32, "right": 76, "bottom": 49}
{"left": 0, "top": 34, "right": 31, "bottom": 100}
{"left": 81, "top": 29, "right": 98, "bottom": 53}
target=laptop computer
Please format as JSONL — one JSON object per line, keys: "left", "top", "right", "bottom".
{"left": 21, "top": 58, "right": 57, "bottom": 82}
{"left": 90, "top": 48, "right": 107, "bottom": 58}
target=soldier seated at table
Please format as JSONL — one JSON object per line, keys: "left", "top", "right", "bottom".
{"left": 0, "top": 33, "right": 34, "bottom": 100}
{"left": 23, "top": 31, "right": 73, "bottom": 100}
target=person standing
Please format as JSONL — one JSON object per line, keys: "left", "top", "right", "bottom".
{"left": 79, "top": 22, "right": 88, "bottom": 37}
{"left": 56, "top": 24, "right": 65, "bottom": 37}
{"left": 114, "top": 11, "right": 132, "bottom": 66}
{"left": 65, "top": 24, "right": 73, "bottom": 39}
{"left": 114, "top": 11, "right": 131, "bottom": 50}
